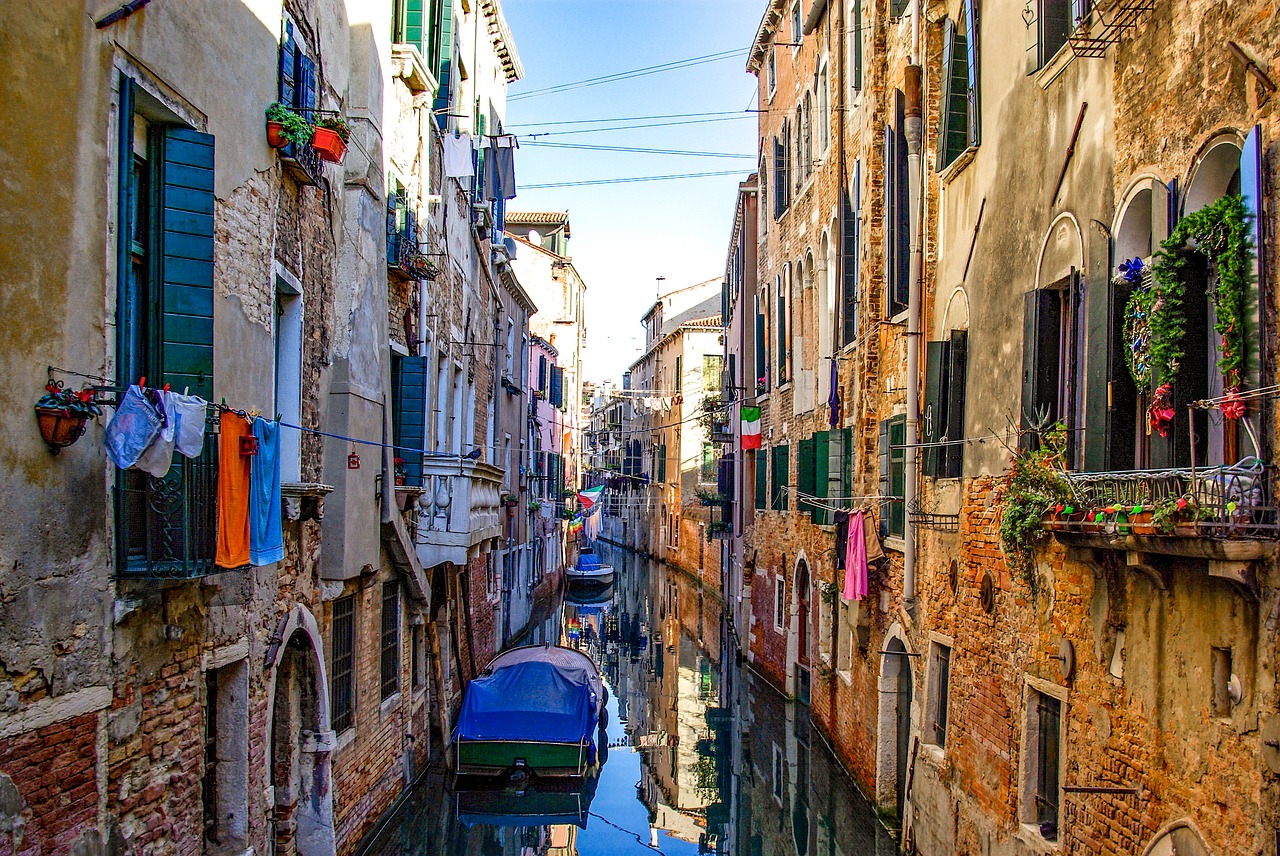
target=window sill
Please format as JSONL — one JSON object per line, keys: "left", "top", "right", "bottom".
{"left": 836, "top": 669, "right": 852, "bottom": 686}
{"left": 333, "top": 727, "right": 356, "bottom": 754}
{"left": 1033, "top": 44, "right": 1076, "bottom": 89}
{"left": 380, "top": 691, "right": 402, "bottom": 718}
{"left": 1014, "top": 823, "right": 1061, "bottom": 853}
{"left": 920, "top": 741, "right": 945, "bottom": 765}
{"left": 884, "top": 536, "right": 906, "bottom": 552}
{"left": 938, "top": 146, "right": 978, "bottom": 184}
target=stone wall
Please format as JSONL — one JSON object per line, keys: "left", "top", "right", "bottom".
{"left": 0, "top": 712, "right": 101, "bottom": 855}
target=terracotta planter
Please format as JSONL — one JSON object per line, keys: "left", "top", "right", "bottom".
{"left": 266, "top": 121, "right": 289, "bottom": 148}
{"left": 311, "top": 127, "right": 347, "bottom": 163}
{"left": 35, "top": 407, "right": 87, "bottom": 453}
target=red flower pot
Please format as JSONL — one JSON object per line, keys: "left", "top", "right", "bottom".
{"left": 35, "top": 407, "right": 87, "bottom": 453}
{"left": 312, "top": 127, "right": 347, "bottom": 163}
{"left": 266, "top": 121, "right": 288, "bottom": 149}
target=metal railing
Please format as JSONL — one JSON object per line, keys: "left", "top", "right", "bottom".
{"left": 1056, "top": 458, "right": 1279, "bottom": 539}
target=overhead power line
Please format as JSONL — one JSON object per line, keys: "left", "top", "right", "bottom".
{"left": 510, "top": 49, "right": 746, "bottom": 101}
{"left": 522, "top": 141, "right": 756, "bottom": 159}
{"left": 523, "top": 169, "right": 750, "bottom": 190}
{"left": 520, "top": 115, "right": 756, "bottom": 139}
{"left": 509, "top": 110, "right": 749, "bottom": 129}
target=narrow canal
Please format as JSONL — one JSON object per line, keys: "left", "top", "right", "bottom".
{"left": 361, "top": 544, "right": 899, "bottom": 855}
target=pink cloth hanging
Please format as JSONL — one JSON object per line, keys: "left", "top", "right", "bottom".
{"left": 843, "top": 509, "right": 869, "bottom": 600}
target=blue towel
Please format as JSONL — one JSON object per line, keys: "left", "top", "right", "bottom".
{"left": 250, "top": 418, "right": 284, "bottom": 566}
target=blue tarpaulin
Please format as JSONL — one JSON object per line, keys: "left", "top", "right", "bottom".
{"left": 454, "top": 659, "right": 599, "bottom": 744}
{"left": 576, "top": 552, "right": 602, "bottom": 572}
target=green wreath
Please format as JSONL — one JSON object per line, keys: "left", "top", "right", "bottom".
{"left": 1123, "top": 194, "right": 1253, "bottom": 390}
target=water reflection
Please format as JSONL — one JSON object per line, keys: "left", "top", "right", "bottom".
{"left": 361, "top": 545, "right": 897, "bottom": 855}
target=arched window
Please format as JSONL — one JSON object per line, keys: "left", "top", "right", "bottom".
{"left": 802, "top": 91, "right": 814, "bottom": 179}
{"left": 816, "top": 62, "right": 830, "bottom": 156}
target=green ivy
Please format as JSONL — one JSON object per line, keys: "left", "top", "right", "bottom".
{"left": 1125, "top": 194, "right": 1253, "bottom": 389}
{"left": 998, "top": 423, "right": 1072, "bottom": 589}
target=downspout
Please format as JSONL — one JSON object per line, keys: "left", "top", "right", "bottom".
{"left": 902, "top": 5, "right": 925, "bottom": 612}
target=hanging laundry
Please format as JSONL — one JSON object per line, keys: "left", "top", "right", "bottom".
{"left": 833, "top": 510, "right": 850, "bottom": 570}
{"left": 135, "top": 390, "right": 178, "bottom": 478}
{"left": 483, "top": 134, "right": 518, "bottom": 200}
{"left": 843, "top": 509, "right": 869, "bottom": 600}
{"left": 864, "top": 508, "right": 886, "bottom": 563}
{"left": 250, "top": 418, "right": 285, "bottom": 566}
{"left": 827, "top": 358, "right": 842, "bottom": 428}
{"left": 104, "top": 385, "right": 163, "bottom": 470}
{"left": 443, "top": 133, "right": 474, "bottom": 179}
{"left": 216, "top": 411, "right": 253, "bottom": 569}
{"left": 171, "top": 393, "right": 208, "bottom": 458}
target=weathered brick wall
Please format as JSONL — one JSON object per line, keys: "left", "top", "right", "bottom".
{"left": 0, "top": 712, "right": 100, "bottom": 854}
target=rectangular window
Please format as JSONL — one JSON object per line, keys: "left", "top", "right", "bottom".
{"left": 885, "top": 92, "right": 910, "bottom": 317}
{"left": 1026, "top": 0, "right": 1072, "bottom": 73}
{"left": 771, "top": 444, "right": 790, "bottom": 511}
{"left": 392, "top": 354, "right": 429, "bottom": 486}
{"left": 380, "top": 581, "right": 401, "bottom": 701}
{"left": 674, "top": 354, "right": 682, "bottom": 394}
{"left": 755, "top": 449, "right": 768, "bottom": 510}
{"left": 411, "top": 624, "right": 425, "bottom": 692}
{"left": 937, "top": 2, "right": 980, "bottom": 172}
{"left": 657, "top": 443, "right": 667, "bottom": 484}
{"left": 774, "top": 577, "right": 786, "bottom": 632}
{"left": 841, "top": 162, "right": 861, "bottom": 346}
{"left": 330, "top": 595, "right": 355, "bottom": 732}
{"left": 703, "top": 354, "right": 723, "bottom": 391}
{"left": 1026, "top": 690, "right": 1062, "bottom": 834}
{"left": 115, "top": 77, "right": 218, "bottom": 578}
{"left": 797, "top": 433, "right": 829, "bottom": 522}
{"left": 850, "top": 0, "right": 864, "bottom": 92}
{"left": 922, "top": 330, "right": 969, "bottom": 478}
{"left": 816, "top": 64, "right": 830, "bottom": 154}
{"left": 890, "top": 0, "right": 909, "bottom": 16}
{"left": 926, "top": 642, "right": 952, "bottom": 747}
{"left": 1211, "top": 647, "right": 1233, "bottom": 718}
{"left": 776, "top": 275, "right": 789, "bottom": 383}
{"left": 767, "top": 51, "right": 777, "bottom": 97}
{"left": 879, "top": 416, "right": 906, "bottom": 537}
{"left": 700, "top": 443, "right": 716, "bottom": 483}
{"left": 203, "top": 660, "right": 249, "bottom": 850}
{"left": 755, "top": 298, "right": 768, "bottom": 391}
{"left": 1020, "top": 274, "right": 1081, "bottom": 462}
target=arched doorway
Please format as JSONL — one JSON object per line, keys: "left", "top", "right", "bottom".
{"left": 267, "top": 606, "right": 336, "bottom": 856}
{"left": 790, "top": 557, "right": 812, "bottom": 705}
{"left": 876, "top": 632, "right": 914, "bottom": 819}
{"left": 1142, "top": 821, "right": 1210, "bottom": 856}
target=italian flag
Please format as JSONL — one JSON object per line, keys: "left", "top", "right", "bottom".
{"left": 741, "top": 405, "right": 762, "bottom": 450}
{"left": 576, "top": 485, "right": 604, "bottom": 510}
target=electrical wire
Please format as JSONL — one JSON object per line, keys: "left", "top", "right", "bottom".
{"left": 509, "top": 110, "right": 749, "bottom": 128}
{"left": 510, "top": 48, "right": 745, "bottom": 101}
{"left": 522, "top": 141, "right": 756, "bottom": 159}
{"left": 523, "top": 169, "right": 750, "bottom": 190}
{"left": 520, "top": 115, "right": 756, "bottom": 139}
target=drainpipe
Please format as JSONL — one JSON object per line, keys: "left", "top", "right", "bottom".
{"left": 903, "top": 55, "right": 923, "bottom": 612}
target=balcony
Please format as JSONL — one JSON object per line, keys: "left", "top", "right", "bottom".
{"left": 279, "top": 140, "right": 323, "bottom": 187}
{"left": 1068, "top": 0, "right": 1155, "bottom": 58}
{"left": 116, "top": 441, "right": 220, "bottom": 579}
{"left": 1048, "top": 462, "right": 1278, "bottom": 587}
{"left": 414, "top": 458, "right": 503, "bottom": 568}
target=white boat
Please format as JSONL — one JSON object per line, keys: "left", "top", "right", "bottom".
{"left": 566, "top": 551, "right": 614, "bottom": 585}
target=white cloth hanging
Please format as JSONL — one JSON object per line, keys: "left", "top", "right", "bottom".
{"left": 443, "top": 133, "right": 474, "bottom": 179}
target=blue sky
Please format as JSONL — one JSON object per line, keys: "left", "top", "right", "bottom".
{"left": 502, "top": 1, "right": 763, "bottom": 383}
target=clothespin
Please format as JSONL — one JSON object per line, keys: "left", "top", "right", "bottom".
{"left": 163, "top": 383, "right": 170, "bottom": 393}
{"left": 138, "top": 376, "right": 146, "bottom": 388}
{"left": 182, "top": 386, "right": 189, "bottom": 396}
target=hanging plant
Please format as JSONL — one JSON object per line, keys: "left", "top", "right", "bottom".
{"left": 997, "top": 423, "right": 1073, "bottom": 589}
{"left": 1123, "top": 194, "right": 1253, "bottom": 393}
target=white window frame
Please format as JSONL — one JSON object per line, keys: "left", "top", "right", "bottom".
{"left": 924, "top": 636, "right": 953, "bottom": 750}
{"left": 816, "top": 59, "right": 830, "bottom": 157}
{"left": 1018, "top": 676, "right": 1068, "bottom": 839}
{"left": 774, "top": 574, "right": 786, "bottom": 632}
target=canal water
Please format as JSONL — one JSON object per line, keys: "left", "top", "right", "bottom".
{"left": 361, "top": 543, "right": 899, "bottom": 855}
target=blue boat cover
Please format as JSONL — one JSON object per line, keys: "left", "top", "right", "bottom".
{"left": 454, "top": 659, "right": 598, "bottom": 744}
{"left": 576, "top": 552, "right": 602, "bottom": 572}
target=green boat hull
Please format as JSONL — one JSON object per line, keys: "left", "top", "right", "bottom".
{"left": 455, "top": 739, "right": 591, "bottom": 777}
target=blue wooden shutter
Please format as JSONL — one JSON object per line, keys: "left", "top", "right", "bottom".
{"left": 964, "top": 0, "right": 981, "bottom": 148}
{"left": 538, "top": 355, "right": 547, "bottom": 392}
{"left": 386, "top": 189, "right": 399, "bottom": 265}
{"left": 279, "top": 21, "right": 297, "bottom": 105}
{"left": 405, "top": 0, "right": 425, "bottom": 51}
{"left": 938, "top": 18, "right": 970, "bottom": 171}
{"left": 158, "top": 127, "right": 215, "bottom": 401}
{"left": 394, "top": 356, "right": 429, "bottom": 485}
{"left": 550, "top": 365, "right": 563, "bottom": 409}
{"left": 1241, "top": 125, "right": 1263, "bottom": 391}
{"left": 298, "top": 54, "right": 317, "bottom": 121}
{"left": 433, "top": 0, "right": 454, "bottom": 126}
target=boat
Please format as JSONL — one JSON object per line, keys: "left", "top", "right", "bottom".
{"left": 565, "top": 549, "right": 615, "bottom": 585}
{"left": 453, "top": 644, "right": 607, "bottom": 779}
{"left": 566, "top": 580, "right": 614, "bottom": 608}
{"left": 453, "top": 771, "right": 601, "bottom": 829}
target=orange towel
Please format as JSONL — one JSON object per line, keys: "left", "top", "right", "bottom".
{"left": 216, "top": 411, "right": 253, "bottom": 568}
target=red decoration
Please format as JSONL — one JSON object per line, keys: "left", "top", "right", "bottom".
{"left": 239, "top": 435, "right": 259, "bottom": 456}
{"left": 1147, "top": 382, "right": 1175, "bottom": 437}
{"left": 1221, "top": 387, "right": 1246, "bottom": 421}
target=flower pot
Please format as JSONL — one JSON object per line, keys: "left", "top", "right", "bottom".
{"left": 266, "top": 121, "right": 289, "bottom": 148}
{"left": 35, "top": 406, "right": 87, "bottom": 453}
{"left": 312, "top": 127, "right": 347, "bottom": 163}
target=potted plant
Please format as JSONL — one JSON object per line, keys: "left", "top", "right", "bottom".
{"left": 501, "top": 492, "right": 519, "bottom": 508}
{"left": 393, "top": 457, "right": 407, "bottom": 486}
{"left": 312, "top": 115, "right": 350, "bottom": 163}
{"left": 997, "top": 422, "right": 1072, "bottom": 589}
{"left": 695, "top": 487, "right": 725, "bottom": 506}
{"left": 34, "top": 383, "right": 101, "bottom": 453}
{"left": 265, "top": 102, "right": 311, "bottom": 148}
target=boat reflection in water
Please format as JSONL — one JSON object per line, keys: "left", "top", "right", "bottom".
{"left": 359, "top": 543, "right": 898, "bottom": 855}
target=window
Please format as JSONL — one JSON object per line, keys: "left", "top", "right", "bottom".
{"left": 203, "top": 660, "right": 249, "bottom": 850}
{"left": 700, "top": 443, "right": 717, "bottom": 483}
{"left": 275, "top": 266, "right": 303, "bottom": 482}
{"left": 767, "top": 51, "right": 777, "bottom": 97}
{"left": 776, "top": 273, "right": 789, "bottom": 383}
{"left": 925, "top": 642, "right": 952, "bottom": 747}
{"left": 791, "top": 1, "right": 803, "bottom": 44}
{"left": 381, "top": 581, "right": 401, "bottom": 701}
{"left": 755, "top": 295, "right": 769, "bottom": 391}
{"left": 938, "top": 1, "right": 980, "bottom": 171}
{"left": 411, "top": 623, "right": 425, "bottom": 692}
{"left": 331, "top": 595, "right": 355, "bottom": 732}
{"left": 279, "top": 18, "right": 319, "bottom": 148}
{"left": 879, "top": 416, "right": 905, "bottom": 537}
{"left": 657, "top": 443, "right": 667, "bottom": 484}
{"left": 774, "top": 577, "right": 786, "bottom": 632}
{"left": 1022, "top": 688, "right": 1063, "bottom": 838}
{"left": 801, "top": 93, "right": 813, "bottom": 181}
{"left": 432, "top": 0, "right": 456, "bottom": 124}
{"left": 816, "top": 63, "right": 830, "bottom": 155}
{"left": 1025, "top": 0, "right": 1073, "bottom": 73}
{"left": 1020, "top": 274, "right": 1082, "bottom": 462}
{"left": 550, "top": 364, "right": 565, "bottom": 409}
{"left": 393, "top": 0, "right": 447, "bottom": 72}
{"left": 1211, "top": 647, "right": 1233, "bottom": 718}
{"left": 885, "top": 92, "right": 910, "bottom": 317}
{"left": 841, "top": 163, "right": 862, "bottom": 346}
{"left": 505, "top": 318, "right": 515, "bottom": 377}
{"left": 890, "top": 0, "right": 909, "bottom": 16}
{"left": 797, "top": 432, "right": 830, "bottom": 523}
{"left": 115, "top": 75, "right": 218, "bottom": 578}
{"left": 922, "top": 330, "right": 969, "bottom": 478}
{"left": 703, "top": 354, "right": 723, "bottom": 391}
{"left": 392, "top": 354, "right": 429, "bottom": 486}
{"left": 849, "top": 0, "right": 864, "bottom": 93}
{"left": 772, "top": 126, "right": 790, "bottom": 219}
{"left": 674, "top": 354, "right": 682, "bottom": 394}
{"left": 772, "top": 743, "right": 785, "bottom": 802}
{"left": 771, "top": 444, "right": 790, "bottom": 511}
{"left": 755, "top": 449, "right": 768, "bottom": 510}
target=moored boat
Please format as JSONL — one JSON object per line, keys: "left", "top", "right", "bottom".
{"left": 565, "top": 550, "right": 615, "bottom": 585}
{"left": 453, "top": 644, "right": 606, "bottom": 778}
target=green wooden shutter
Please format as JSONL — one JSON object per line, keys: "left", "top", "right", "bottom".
{"left": 674, "top": 355, "right": 682, "bottom": 394}
{"left": 878, "top": 420, "right": 891, "bottom": 536}
{"left": 158, "top": 127, "right": 215, "bottom": 401}
{"left": 923, "top": 340, "right": 949, "bottom": 477}
{"left": 938, "top": 18, "right": 970, "bottom": 171}
{"left": 755, "top": 449, "right": 767, "bottom": 510}
{"left": 538, "top": 355, "right": 547, "bottom": 392}
{"left": 851, "top": 0, "right": 863, "bottom": 92}
{"left": 813, "top": 431, "right": 830, "bottom": 524}
{"left": 772, "top": 444, "right": 789, "bottom": 511}
{"left": 658, "top": 444, "right": 667, "bottom": 484}
{"left": 841, "top": 427, "right": 853, "bottom": 498}
{"left": 405, "top": 0, "right": 425, "bottom": 51}
{"left": 889, "top": 416, "right": 906, "bottom": 537}
{"left": 550, "top": 366, "right": 563, "bottom": 408}
{"left": 797, "top": 437, "right": 816, "bottom": 517}
{"left": 433, "top": 0, "right": 454, "bottom": 125}
{"left": 944, "top": 330, "right": 969, "bottom": 478}
{"left": 1021, "top": 288, "right": 1062, "bottom": 448}
{"left": 755, "top": 309, "right": 767, "bottom": 387}
{"left": 841, "top": 173, "right": 860, "bottom": 345}
{"left": 394, "top": 355, "right": 429, "bottom": 485}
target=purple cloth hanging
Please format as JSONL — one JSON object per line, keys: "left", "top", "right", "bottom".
{"left": 843, "top": 510, "right": 869, "bottom": 601}
{"left": 828, "top": 358, "right": 842, "bottom": 428}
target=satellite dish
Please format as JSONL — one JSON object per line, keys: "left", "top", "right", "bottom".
{"left": 527, "top": 229, "right": 542, "bottom": 246}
